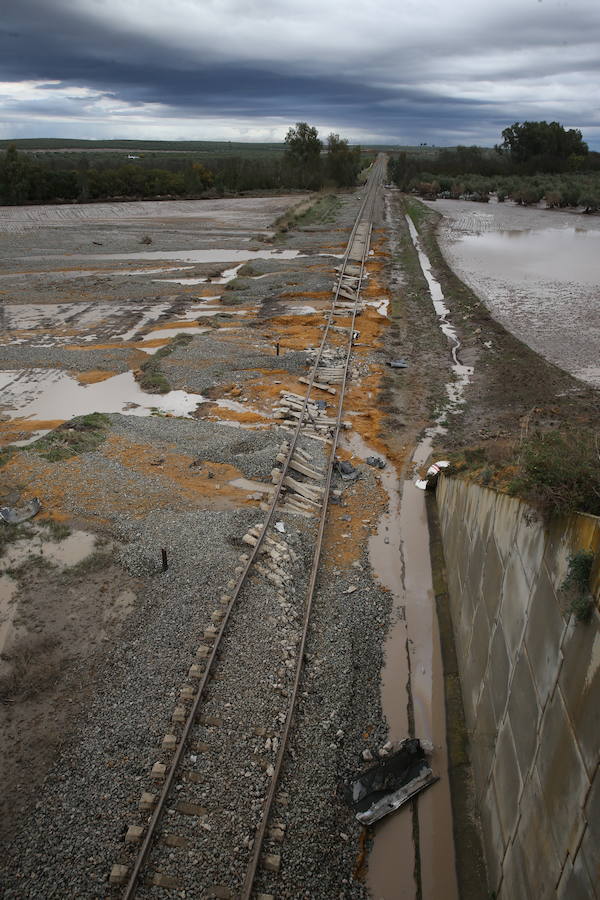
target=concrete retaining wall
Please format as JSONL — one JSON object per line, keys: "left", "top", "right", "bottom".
{"left": 436, "top": 477, "right": 600, "bottom": 898}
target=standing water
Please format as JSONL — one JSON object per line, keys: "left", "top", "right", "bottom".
{"left": 366, "top": 205, "right": 466, "bottom": 900}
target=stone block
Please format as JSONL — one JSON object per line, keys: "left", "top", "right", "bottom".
{"left": 581, "top": 766, "right": 600, "bottom": 893}
{"left": 489, "top": 623, "right": 510, "bottom": 726}
{"left": 500, "top": 835, "right": 536, "bottom": 900}
{"left": 125, "top": 825, "right": 144, "bottom": 844}
{"left": 462, "top": 483, "right": 482, "bottom": 543}
{"left": 139, "top": 791, "right": 156, "bottom": 811}
{"left": 262, "top": 853, "right": 281, "bottom": 873}
{"left": 455, "top": 532, "right": 473, "bottom": 610}
{"left": 481, "top": 536, "right": 504, "bottom": 624}
{"left": 475, "top": 486, "right": 497, "bottom": 551}
{"left": 466, "top": 530, "right": 487, "bottom": 616}
{"left": 109, "top": 864, "right": 128, "bottom": 885}
{"left": 492, "top": 492, "right": 520, "bottom": 564}
{"left": 151, "top": 762, "right": 166, "bottom": 781}
{"left": 579, "top": 825, "right": 600, "bottom": 899}
{"left": 162, "top": 733, "right": 177, "bottom": 750}
{"left": 498, "top": 550, "right": 530, "bottom": 662}
{"left": 514, "top": 505, "right": 546, "bottom": 590}
{"left": 557, "top": 851, "right": 596, "bottom": 900}
{"left": 524, "top": 563, "right": 565, "bottom": 708}
{"left": 513, "top": 767, "right": 561, "bottom": 897}
{"left": 542, "top": 516, "right": 573, "bottom": 595}
{"left": 465, "top": 601, "right": 491, "bottom": 705}
{"left": 492, "top": 718, "right": 522, "bottom": 844}
{"left": 479, "top": 780, "right": 505, "bottom": 893}
{"left": 537, "top": 689, "right": 590, "bottom": 862}
{"left": 507, "top": 647, "right": 539, "bottom": 781}
{"left": 472, "top": 680, "right": 497, "bottom": 792}
{"left": 559, "top": 610, "right": 600, "bottom": 774}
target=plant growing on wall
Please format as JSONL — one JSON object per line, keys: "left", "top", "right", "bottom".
{"left": 561, "top": 549, "right": 596, "bottom": 622}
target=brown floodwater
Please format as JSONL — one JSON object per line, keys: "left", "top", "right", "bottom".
{"left": 343, "top": 429, "right": 457, "bottom": 900}
{"left": 428, "top": 199, "right": 600, "bottom": 387}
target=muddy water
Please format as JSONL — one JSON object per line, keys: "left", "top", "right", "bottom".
{"left": 0, "top": 368, "right": 206, "bottom": 426}
{"left": 359, "top": 200, "right": 460, "bottom": 900}
{"left": 428, "top": 199, "right": 600, "bottom": 387}
{"left": 0, "top": 527, "right": 97, "bottom": 657}
{"left": 25, "top": 248, "right": 302, "bottom": 265}
{"left": 343, "top": 432, "right": 416, "bottom": 899}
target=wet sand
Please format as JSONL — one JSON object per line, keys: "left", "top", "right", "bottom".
{"left": 427, "top": 199, "right": 600, "bottom": 387}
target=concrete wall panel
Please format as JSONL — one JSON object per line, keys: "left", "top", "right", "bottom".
{"left": 437, "top": 477, "right": 600, "bottom": 900}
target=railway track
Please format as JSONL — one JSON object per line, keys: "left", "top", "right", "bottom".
{"left": 109, "top": 156, "right": 385, "bottom": 899}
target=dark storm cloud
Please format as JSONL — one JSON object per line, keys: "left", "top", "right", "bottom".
{"left": 1, "top": 0, "right": 599, "bottom": 145}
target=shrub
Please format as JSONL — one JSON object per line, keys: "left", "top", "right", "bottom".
{"left": 561, "top": 549, "right": 595, "bottom": 622}
{"left": 511, "top": 429, "right": 600, "bottom": 518}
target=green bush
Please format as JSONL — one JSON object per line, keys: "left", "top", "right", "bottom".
{"left": 562, "top": 550, "right": 595, "bottom": 622}
{"left": 512, "top": 429, "right": 600, "bottom": 518}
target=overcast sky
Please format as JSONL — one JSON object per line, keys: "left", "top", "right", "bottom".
{"left": 1, "top": 0, "right": 599, "bottom": 147}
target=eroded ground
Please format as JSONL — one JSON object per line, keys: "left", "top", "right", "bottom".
{"left": 1, "top": 184, "right": 596, "bottom": 898}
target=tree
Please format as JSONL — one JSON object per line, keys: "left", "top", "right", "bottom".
{"left": 284, "top": 122, "right": 323, "bottom": 189}
{"left": 499, "top": 121, "right": 588, "bottom": 171}
{"left": 0, "top": 145, "right": 32, "bottom": 204}
{"left": 325, "top": 133, "right": 361, "bottom": 187}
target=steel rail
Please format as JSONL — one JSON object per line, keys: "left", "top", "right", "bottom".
{"left": 121, "top": 157, "right": 384, "bottom": 899}
{"left": 240, "top": 159, "right": 383, "bottom": 898}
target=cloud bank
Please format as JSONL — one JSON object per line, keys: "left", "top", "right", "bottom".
{"left": 1, "top": 0, "right": 599, "bottom": 146}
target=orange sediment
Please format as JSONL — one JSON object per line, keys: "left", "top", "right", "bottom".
{"left": 76, "top": 370, "right": 119, "bottom": 385}
{"left": 0, "top": 419, "right": 65, "bottom": 448}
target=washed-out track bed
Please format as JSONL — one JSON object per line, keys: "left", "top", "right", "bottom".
{"left": 101, "top": 158, "right": 387, "bottom": 899}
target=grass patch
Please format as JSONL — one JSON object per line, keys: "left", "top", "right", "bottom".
{"left": 138, "top": 371, "right": 170, "bottom": 393}
{"left": 136, "top": 332, "right": 194, "bottom": 394}
{"left": 275, "top": 192, "right": 340, "bottom": 232}
{"left": 28, "top": 412, "right": 111, "bottom": 462}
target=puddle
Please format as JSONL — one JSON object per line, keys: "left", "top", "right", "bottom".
{"left": 153, "top": 265, "right": 242, "bottom": 286}
{"left": 152, "top": 276, "right": 208, "bottom": 285}
{"left": 117, "top": 303, "right": 171, "bottom": 342}
{"left": 141, "top": 326, "right": 210, "bottom": 341}
{"left": 0, "top": 369, "right": 206, "bottom": 428}
{"left": 368, "top": 298, "right": 390, "bottom": 317}
{"left": 287, "top": 305, "right": 318, "bottom": 315}
{"left": 32, "top": 249, "right": 303, "bottom": 265}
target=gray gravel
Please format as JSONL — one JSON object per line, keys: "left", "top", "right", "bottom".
{"left": 0, "top": 188, "right": 394, "bottom": 899}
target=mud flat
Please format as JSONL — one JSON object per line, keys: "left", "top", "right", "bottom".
{"left": 427, "top": 198, "right": 600, "bottom": 387}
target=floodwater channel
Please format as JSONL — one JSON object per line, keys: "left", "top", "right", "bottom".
{"left": 361, "top": 201, "right": 467, "bottom": 900}
{"left": 428, "top": 199, "right": 600, "bottom": 386}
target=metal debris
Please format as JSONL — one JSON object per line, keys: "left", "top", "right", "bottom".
{"left": 0, "top": 497, "right": 41, "bottom": 524}
{"left": 415, "top": 460, "right": 450, "bottom": 491}
{"left": 387, "top": 359, "right": 408, "bottom": 369}
{"left": 345, "top": 738, "right": 439, "bottom": 825}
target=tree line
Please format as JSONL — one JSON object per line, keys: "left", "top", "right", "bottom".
{"left": 387, "top": 121, "right": 600, "bottom": 211}
{"left": 0, "top": 123, "right": 363, "bottom": 205}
